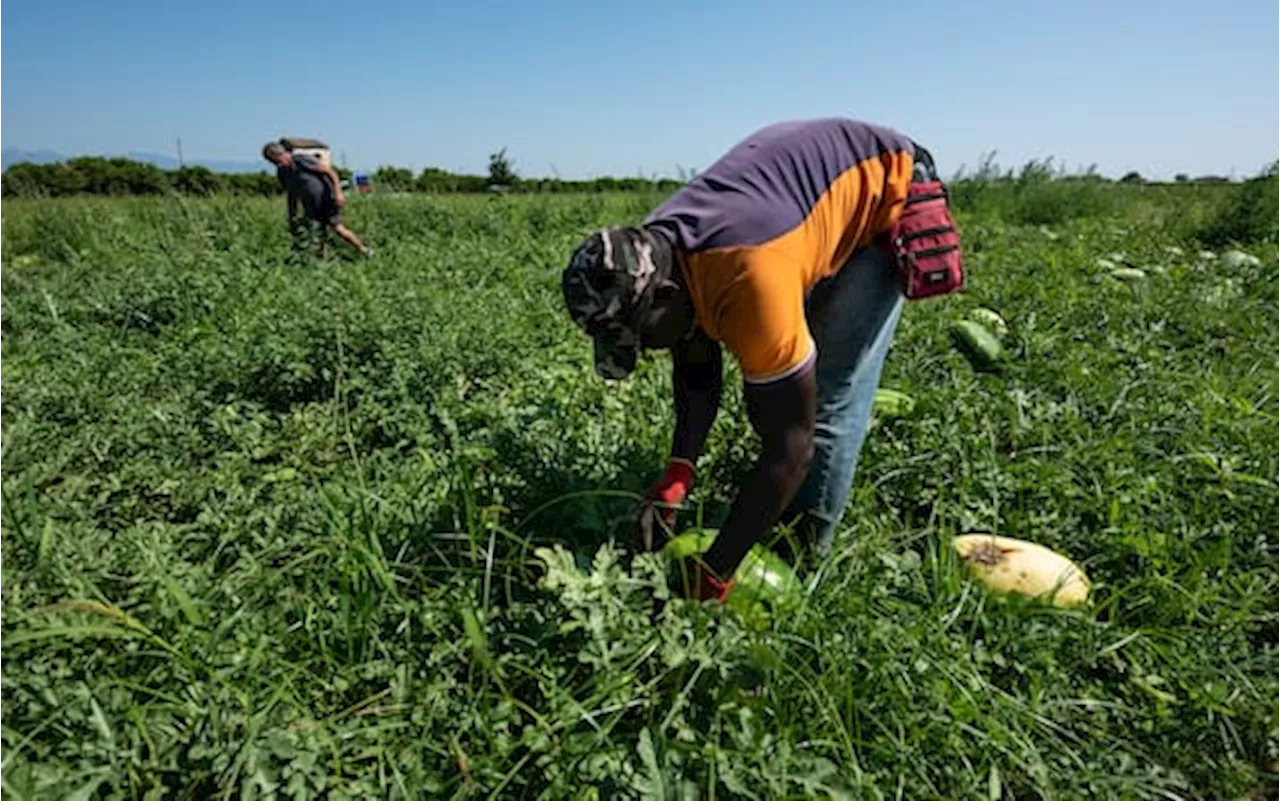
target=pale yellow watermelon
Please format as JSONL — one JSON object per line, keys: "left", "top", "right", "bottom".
{"left": 953, "top": 533, "right": 1090, "bottom": 608}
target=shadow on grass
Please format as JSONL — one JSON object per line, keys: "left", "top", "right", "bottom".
{"left": 488, "top": 430, "right": 660, "bottom": 557}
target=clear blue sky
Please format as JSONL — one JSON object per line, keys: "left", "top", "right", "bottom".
{"left": 3, "top": 0, "right": 1277, "bottom": 180}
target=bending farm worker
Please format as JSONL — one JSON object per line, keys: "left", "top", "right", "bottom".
{"left": 262, "top": 142, "right": 372, "bottom": 259}
{"left": 560, "top": 117, "right": 963, "bottom": 602}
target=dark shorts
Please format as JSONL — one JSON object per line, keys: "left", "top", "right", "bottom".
{"left": 301, "top": 194, "right": 342, "bottom": 226}
{"left": 315, "top": 202, "right": 342, "bottom": 226}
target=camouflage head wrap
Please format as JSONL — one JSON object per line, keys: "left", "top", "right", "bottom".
{"left": 561, "top": 226, "right": 669, "bottom": 380}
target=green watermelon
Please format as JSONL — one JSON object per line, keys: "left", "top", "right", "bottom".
{"left": 873, "top": 388, "right": 916, "bottom": 418}
{"left": 949, "top": 320, "right": 1003, "bottom": 372}
{"left": 661, "top": 529, "right": 802, "bottom": 623}
{"left": 967, "top": 307, "right": 1008, "bottom": 339}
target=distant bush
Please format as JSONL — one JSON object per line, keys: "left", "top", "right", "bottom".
{"left": 947, "top": 155, "right": 1116, "bottom": 223}
{"left": 373, "top": 166, "right": 414, "bottom": 192}
{"left": 169, "top": 166, "right": 222, "bottom": 196}
{"left": 1192, "top": 162, "right": 1279, "bottom": 246}
{"left": 1011, "top": 175, "right": 1115, "bottom": 225}
{"left": 222, "top": 172, "right": 280, "bottom": 196}
{"left": 416, "top": 167, "right": 487, "bottom": 194}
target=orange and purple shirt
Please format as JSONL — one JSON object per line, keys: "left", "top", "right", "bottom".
{"left": 645, "top": 118, "right": 917, "bottom": 384}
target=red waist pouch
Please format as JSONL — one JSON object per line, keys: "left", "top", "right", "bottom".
{"left": 885, "top": 180, "right": 965, "bottom": 300}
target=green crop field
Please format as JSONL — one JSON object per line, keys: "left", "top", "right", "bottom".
{"left": 1, "top": 179, "right": 1277, "bottom": 799}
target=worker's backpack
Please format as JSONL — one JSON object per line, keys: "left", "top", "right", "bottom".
{"left": 279, "top": 136, "right": 332, "bottom": 167}
{"left": 885, "top": 178, "right": 965, "bottom": 300}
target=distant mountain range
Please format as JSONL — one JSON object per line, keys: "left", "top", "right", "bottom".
{"left": 2, "top": 147, "right": 267, "bottom": 174}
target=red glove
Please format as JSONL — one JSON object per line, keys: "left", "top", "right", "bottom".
{"left": 678, "top": 558, "right": 736, "bottom": 603}
{"left": 643, "top": 458, "right": 695, "bottom": 531}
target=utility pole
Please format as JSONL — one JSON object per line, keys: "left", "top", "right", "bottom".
{"left": 177, "top": 137, "right": 184, "bottom": 168}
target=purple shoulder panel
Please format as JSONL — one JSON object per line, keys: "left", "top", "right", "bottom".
{"left": 645, "top": 118, "right": 914, "bottom": 251}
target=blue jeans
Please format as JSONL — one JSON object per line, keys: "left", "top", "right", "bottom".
{"left": 780, "top": 244, "right": 904, "bottom": 559}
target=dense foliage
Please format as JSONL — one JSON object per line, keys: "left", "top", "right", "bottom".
{"left": 1194, "top": 164, "right": 1280, "bottom": 248}
{"left": 1, "top": 159, "right": 282, "bottom": 198}
{"left": 0, "top": 156, "right": 687, "bottom": 199}
{"left": 1, "top": 180, "right": 1276, "bottom": 799}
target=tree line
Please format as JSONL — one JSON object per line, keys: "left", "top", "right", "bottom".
{"left": 1, "top": 159, "right": 280, "bottom": 198}
{"left": 0, "top": 150, "right": 687, "bottom": 199}
{"left": 3, "top": 148, "right": 1273, "bottom": 200}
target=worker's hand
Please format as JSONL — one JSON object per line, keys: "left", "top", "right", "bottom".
{"left": 335, "top": 193, "right": 346, "bottom": 208}
{"left": 635, "top": 458, "right": 695, "bottom": 552}
{"left": 676, "top": 557, "right": 735, "bottom": 603}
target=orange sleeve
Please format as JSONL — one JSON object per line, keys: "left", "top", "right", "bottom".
{"left": 688, "top": 247, "right": 815, "bottom": 384}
